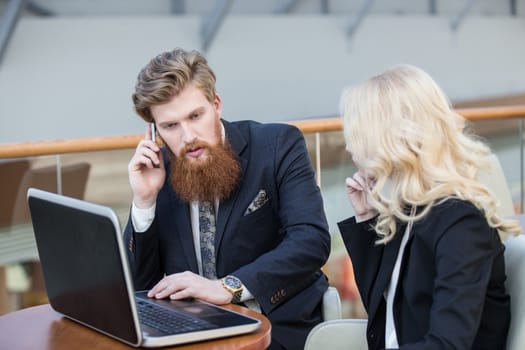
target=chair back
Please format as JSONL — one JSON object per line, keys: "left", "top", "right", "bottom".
{"left": 11, "top": 162, "right": 91, "bottom": 224}
{"left": 504, "top": 233, "right": 525, "bottom": 350}
{"left": 478, "top": 153, "right": 515, "bottom": 217}
{"left": 322, "top": 286, "right": 342, "bottom": 321}
{"left": 0, "top": 160, "right": 31, "bottom": 226}
{"left": 304, "top": 318, "right": 367, "bottom": 350}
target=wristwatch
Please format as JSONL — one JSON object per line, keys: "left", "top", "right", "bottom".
{"left": 221, "top": 275, "right": 243, "bottom": 304}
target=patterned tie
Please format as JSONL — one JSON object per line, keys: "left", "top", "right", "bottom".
{"left": 199, "top": 201, "right": 217, "bottom": 279}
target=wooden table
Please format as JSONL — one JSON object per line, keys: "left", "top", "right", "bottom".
{"left": 0, "top": 303, "right": 271, "bottom": 350}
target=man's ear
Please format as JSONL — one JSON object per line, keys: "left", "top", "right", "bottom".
{"left": 214, "top": 93, "right": 222, "bottom": 115}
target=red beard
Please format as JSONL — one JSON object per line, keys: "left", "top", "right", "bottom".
{"left": 169, "top": 139, "right": 241, "bottom": 203}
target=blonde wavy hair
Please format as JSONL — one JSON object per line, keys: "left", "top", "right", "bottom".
{"left": 341, "top": 64, "right": 520, "bottom": 244}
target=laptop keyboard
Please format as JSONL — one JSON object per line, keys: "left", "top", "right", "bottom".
{"left": 136, "top": 299, "right": 217, "bottom": 335}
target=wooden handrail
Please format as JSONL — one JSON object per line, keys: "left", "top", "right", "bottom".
{"left": 1, "top": 105, "right": 525, "bottom": 159}
{"left": 291, "top": 105, "right": 525, "bottom": 133}
{"left": 0, "top": 135, "right": 142, "bottom": 159}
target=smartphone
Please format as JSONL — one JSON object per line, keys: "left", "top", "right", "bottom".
{"left": 151, "top": 122, "right": 157, "bottom": 143}
{"left": 151, "top": 123, "right": 160, "bottom": 168}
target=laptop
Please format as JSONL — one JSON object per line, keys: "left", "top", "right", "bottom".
{"left": 27, "top": 187, "right": 261, "bottom": 348}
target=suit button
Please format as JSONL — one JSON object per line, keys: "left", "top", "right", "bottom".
{"left": 368, "top": 332, "right": 375, "bottom": 339}
{"left": 128, "top": 237, "right": 135, "bottom": 253}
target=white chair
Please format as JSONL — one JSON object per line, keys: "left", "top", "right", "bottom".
{"left": 503, "top": 233, "right": 525, "bottom": 350}
{"left": 322, "top": 286, "right": 342, "bottom": 321}
{"left": 306, "top": 286, "right": 365, "bottom": 350}
{"left": 304, "top": 318, "right": 367, "bottom": 350}
{"left": 304, "top": 287, "right": 364, "bottom": 350}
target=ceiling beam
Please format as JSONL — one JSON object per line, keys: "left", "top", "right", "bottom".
{"left": 0, "top": 0, "right": 26, "bottom": 65}
{"left": 510, "top": 0, "right": 517, "bottom": 16}
{"left": 346, "top": 0, "right": 375, "bottom": 39}
{"left": 201, "top": 0, "right": 233, "bottom": 52}
{"left": 170, "top": 0, "right": 186, "bottom": 15}
{"left": 450, "top": 0, "right": 476, "bottom": 31}
{"left": 26, "top": 1, "right": 53, "bottom": 16}
{"left": 429, "top": 0, "right": 437, "bottom": 15}
{"left": 320, "top": 0, "right": 330, "bottom": 14}
{"left": 274, "top": 0, "right": 301, "bottom": 14}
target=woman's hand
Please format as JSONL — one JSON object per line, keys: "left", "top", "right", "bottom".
{"left": 345, "top": 172, "right": 377, "bottom": 223}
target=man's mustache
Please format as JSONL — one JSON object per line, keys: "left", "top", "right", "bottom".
{"left": 179, "top": 140, "right": 211, "bottom": 157}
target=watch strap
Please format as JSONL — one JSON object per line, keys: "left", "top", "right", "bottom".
{"left": 231, "top": 289, "right": 242, "bottom": 304}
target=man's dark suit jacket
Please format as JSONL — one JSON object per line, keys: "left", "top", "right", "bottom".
{"left": 124, "top": 119, "right": 331, "bottom": 350}
{"left": 338, "top": 199, "right": 510, "bottom": 350}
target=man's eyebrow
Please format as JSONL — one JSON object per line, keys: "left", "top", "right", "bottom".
{"left": 186, "top": 106, "right": 206, "bottom": 117}
{"left": 157, "top": 106, "right": 207, "bottom": 127}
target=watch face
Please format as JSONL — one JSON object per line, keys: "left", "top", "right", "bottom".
{"left": 225, "top": 275, "right": 242, "bottom": 289}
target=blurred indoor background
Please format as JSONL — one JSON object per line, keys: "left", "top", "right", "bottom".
{"left": 1, "top": 0, "right": 525, "bottom": 319}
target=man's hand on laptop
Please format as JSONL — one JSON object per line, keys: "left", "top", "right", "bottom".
{"left": 147, "top": 271, "right": 233, "bottom": 305}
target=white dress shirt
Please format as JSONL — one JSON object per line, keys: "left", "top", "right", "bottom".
{"left": 384, "top": 207, "right": 416, "bottom": 348}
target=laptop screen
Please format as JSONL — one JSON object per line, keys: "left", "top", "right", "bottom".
{"left": 28, "top": 192, "right": 141, "bottom": 346}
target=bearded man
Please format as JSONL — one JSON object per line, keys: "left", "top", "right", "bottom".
{"left": 124, "top": 48, "right": 330, "bottom": 350}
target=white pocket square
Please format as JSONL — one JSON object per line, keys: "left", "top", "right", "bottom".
{"left": 244, "top": 189, "right": 268, "bottom": 215}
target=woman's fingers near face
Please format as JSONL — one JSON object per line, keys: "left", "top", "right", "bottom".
{"left": 346, "top": 176, "right": 363, "bottom": 192}
{"left": 349, "top": 172, "right": 368, "bottom": 189}
{"left": 353, "top": 171, "right": 377, "bottom": 191}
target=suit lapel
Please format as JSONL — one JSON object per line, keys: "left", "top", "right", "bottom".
{"left": 368, "top": 224, "right": 406, "bottom": 321}
{"left": 215, "top": 120, "right": 248, "bottom": 250}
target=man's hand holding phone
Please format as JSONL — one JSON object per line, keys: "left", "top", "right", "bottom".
{"left": 127, "top": 123, "right": 166, "bottom": 209}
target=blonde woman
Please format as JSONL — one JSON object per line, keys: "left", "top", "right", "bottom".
{"left": 337, "top": 65, "right": 520, "bottom": 350}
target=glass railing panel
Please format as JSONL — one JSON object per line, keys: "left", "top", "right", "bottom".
{"left": 0, "top": 155, "right": 58, "bottom": 315}
{"left": 0, "top": 150, "right": 134, "bottom": 315}
{"left": 60, "top": 149, "right": 134, "bottom": 227}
